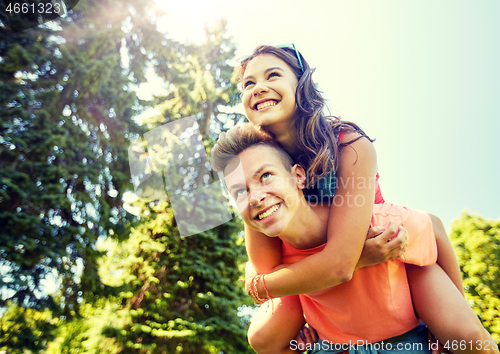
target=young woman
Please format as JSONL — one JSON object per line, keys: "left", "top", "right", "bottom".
{"left": 225, "top": 45, "right": 497, "bottom": 354}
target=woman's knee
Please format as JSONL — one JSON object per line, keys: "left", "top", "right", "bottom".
{"left": 454, "top": 318, "right": 491, "bottom": 344}
{"left": 428, "top": 213, "right": 446, "bottom": 240}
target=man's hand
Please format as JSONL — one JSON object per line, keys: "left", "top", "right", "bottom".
{"left": 356, "top": 221, "right": 408, "bottom": 269}
{"left": 294, "top": 325, "right": 318, "bottom": 352}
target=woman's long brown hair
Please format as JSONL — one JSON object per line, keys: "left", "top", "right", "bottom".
{"left": 239, "top": 45, "right": 374, "bottom": 187}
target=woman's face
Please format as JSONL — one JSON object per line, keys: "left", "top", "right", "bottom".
{"left": 241, "top": 54, "right": 299, "bottom": 137}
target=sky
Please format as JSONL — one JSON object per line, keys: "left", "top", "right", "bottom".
{"left": 143, "top": 0, "right": 500, "bottom": 231}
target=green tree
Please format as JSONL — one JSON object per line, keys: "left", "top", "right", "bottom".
{"left": 100, "top": 22, "right": 253, "bottom": 354}
{"left": 45, "top": 296, "right": 126, "bottom": 353}
{"left": 0, "top": 0, "right": 181, "bottom": 351}
{"left": 0, "top": 296, "right": 123, "bottom": 354}
{"left": 1, "top": 0, "right": 252, "bottom": 351}
{"left": 450, "top": 212, "right": 500, "bottom": 340}
{"left": 0, "top": 301, "right": 56, "bottom": 353}
{"left": 101, "top": 201, "right": 251, "bottom": 353}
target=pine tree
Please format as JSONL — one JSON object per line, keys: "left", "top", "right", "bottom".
{"left": 100, "top": 22, "right": 253, "bottom": 354}
{"left": 450, "top": 212, "right": 500, "bottom": 341}
{"left": 101, "top": 200, "right": 252, "bottom": 353}
{"left": 0, "top": 0, "right": 181, "bottom": 350}
{"left": 1, "top": 0, "right": 252, "bottom": 351}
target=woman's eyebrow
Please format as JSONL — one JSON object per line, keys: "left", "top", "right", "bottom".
{"left": 243, "top": 67, "right": 285, "bottom": 82}
{"left": 265, "top": 67, "right": 284, "bottom": 74}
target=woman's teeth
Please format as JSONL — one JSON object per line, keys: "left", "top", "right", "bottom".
{"left": 256, "top": 101, "right": 277, "bottom": 111}
{"left": 258, "top": 204, "right": 280, "bottom": 220}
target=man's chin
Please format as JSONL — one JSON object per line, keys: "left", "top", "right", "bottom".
{"left": 258, "top": 227, "right": 283, "bottom": 238}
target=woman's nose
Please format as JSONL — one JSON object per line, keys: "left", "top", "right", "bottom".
{"left": 253, "top": 82, "right": 269, "bottom": 96}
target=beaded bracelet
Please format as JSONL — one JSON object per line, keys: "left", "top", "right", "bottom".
{"left": 261, "top": 274, "right": 271, "bottom": 300}
{"left": 247, "top": 276, "right": 260, "bottom": 303}
{"left": 249, "top": 275, "right": 267, "bottom": 304}
{"left": 261, "top": 275, "right": 275, "bottom": 313}
{"left": 241, "top": 274, "right": 274, "bottom": 306}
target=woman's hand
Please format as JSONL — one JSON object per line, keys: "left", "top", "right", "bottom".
{"left": 356, "top": 221, "right": 408, "bottom": 269}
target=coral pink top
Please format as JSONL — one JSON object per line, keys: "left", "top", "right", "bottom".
{"left": 281, "top": 134, "right": 437, "bottom": 343}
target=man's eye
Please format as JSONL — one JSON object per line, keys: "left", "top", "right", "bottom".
{"left": 234, "top": 189, "right": 247, "bottom": 199}
{"left": 261, "top": 172, "right": 272, "bottom": 181}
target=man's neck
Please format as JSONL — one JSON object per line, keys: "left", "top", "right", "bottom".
{"left": 279, "top": 202, "right": 330, "bottom": 250}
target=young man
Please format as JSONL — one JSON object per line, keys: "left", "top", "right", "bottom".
{"left": 211, "top": 124, "right": 496, "bottom": 354}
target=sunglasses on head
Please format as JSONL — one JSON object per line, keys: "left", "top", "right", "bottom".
{"left": 275, "top": 43, "right": 304, "bottom": 73}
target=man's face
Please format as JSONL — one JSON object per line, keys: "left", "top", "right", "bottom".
{"left": 224, "top": 145, "right": 304, "bottom": 237}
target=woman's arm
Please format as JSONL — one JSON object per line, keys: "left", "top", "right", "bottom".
{"left": 251, "top": 134, "right": 379, "bottom": 297}
{"left": 245, "top": 223, "right": 406, "bottom": 300}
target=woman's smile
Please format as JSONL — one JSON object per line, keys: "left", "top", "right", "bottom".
{"left": 242, "top": 54, "right": 298, "bottom": 135}
{"left": 254, "top": 99, "right": 279, "bottom": 111}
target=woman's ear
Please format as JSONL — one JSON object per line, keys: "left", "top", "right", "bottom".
{"left": 291, "top": 164, "right": 307, "bottom": 189}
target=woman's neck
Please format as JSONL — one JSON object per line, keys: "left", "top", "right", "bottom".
{"left": 272, "top": 125, "right": 301, "bottom": 159}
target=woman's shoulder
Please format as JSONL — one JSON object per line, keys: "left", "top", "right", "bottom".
{"left": 337, "top": 130, "right": 372, "bottom": 147}
{"left": 329, "top": 119, "right": 375, "bottom": 146}
{"left": 337, "top": 130, "right": 377, "bottom": 170}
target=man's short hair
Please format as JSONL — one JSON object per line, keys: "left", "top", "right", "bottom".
{"left": 211, "top": 123, "right": 294, "bottom": 175}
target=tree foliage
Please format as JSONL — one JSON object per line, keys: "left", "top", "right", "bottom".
{"left": 100, "top": 200, "right": 251, "bottom": 353}
{"left": 450, "top": 212, "right": 500, "bottom": 340}
{"left": 0, "top": 301, "right": 56, "bottom": 353}
{"left": 97, "top": 22, "right": 252, "bottom": 353}
{"left": 0, "top": 0, "right": 171, "bottom": 315}
{"left": 1, "top": 0, "right": 251, "bottom": 352}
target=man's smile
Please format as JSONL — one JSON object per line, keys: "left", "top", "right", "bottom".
{"left": 255, "top": 202, "right": 282, "bottom": 221}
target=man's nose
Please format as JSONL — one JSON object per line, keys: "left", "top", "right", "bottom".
{"left": 248, "top": 188, "right": 266, "bottom": 207}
